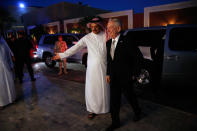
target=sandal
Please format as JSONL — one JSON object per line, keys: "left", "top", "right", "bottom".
{"left": 64, "top": 71, "right": 68, "bottom": 74}
{"left": 58, "top": 72, "right": 62, "bottom": 76}
{"left": 88, "top": 113, "right": 97, "bottom": 120}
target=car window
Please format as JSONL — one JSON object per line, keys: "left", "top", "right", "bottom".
{"left": 127, "top": 29, "right": 165, "bottom": 48}
{"left": 43, "top": 35, "right": 58, "bottom": 45}
{"left": 127, "top": 29, "right": 166, "bottom": 61}
{"left": 169, "top": 27, "right": 197, "bottom": 51}
{"left": 63, "top": 35, "right": 78, "bottom": 45}
{"left": 75, "top": 34, "right": 85, "bottom": 39}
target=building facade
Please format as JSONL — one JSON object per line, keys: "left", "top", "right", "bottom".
{"left": 144, "top": 1, "right": 197, "bottom": 27}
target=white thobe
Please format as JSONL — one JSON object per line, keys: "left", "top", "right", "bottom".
{"left": 0, "top": 37, "right": 16, "bottom": 107}
{"left": 59, "top": 32, "right": 110, "bottom": 114}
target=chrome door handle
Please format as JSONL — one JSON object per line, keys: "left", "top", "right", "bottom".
{"left": 166, "top": 55, "right": 179, "bottom": 60}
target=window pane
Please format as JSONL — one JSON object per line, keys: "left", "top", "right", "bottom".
{"left": 169, "top": 27, "right": 197, "bottom": 51}
{"left": 43, "top": 36, "right": 58, "bottom": 45}
{"left": 63, "top": 35, "right": 77, "bottom": 45}
{"left": 127, "top": 29, "right": 165, "bottom": 47}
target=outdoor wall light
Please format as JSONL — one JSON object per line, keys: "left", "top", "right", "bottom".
{"left": 19, "top": 3, "right": 25, "bottom": 8}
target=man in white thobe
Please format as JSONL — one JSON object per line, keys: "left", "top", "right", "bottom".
{"left": 0, "top": 35, "right": 16, "bottom": 109}
{"left": 53, "top": 17, "right": 110, "bottom": 119}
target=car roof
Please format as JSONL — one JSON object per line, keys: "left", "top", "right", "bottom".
{"left": 126, "top": 24, "right": 197, "bottom": 33}
{"left": 127, "top": 26, "right": 165, "bottom": 31}
{"left": 124, "top": 26, "right": 166, "bottom": 36}
{"left": 42, "top": 33, "right": 84, "bottom": 37}
{"left": 41, "top": 33, "right": 85, "bottom": 40}
{"left": 166, "top": 24, "right": 197, "bottom": 31}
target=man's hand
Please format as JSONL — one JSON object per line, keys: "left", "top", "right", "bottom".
{"left": 52, "top": 53, "right": 60, "bottom": 60}
{"left": 106, "top": 75, "right": 110, "bottom": 83}
{"left": 12, "top": 56, "right": 16, "bottom": 62}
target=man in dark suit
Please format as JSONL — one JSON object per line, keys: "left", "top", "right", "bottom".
{"left": 15, "top": 32, "right": 36, "bottom": 83}
{"left": 106, "top": 18, "right": 143, "bottom": 131}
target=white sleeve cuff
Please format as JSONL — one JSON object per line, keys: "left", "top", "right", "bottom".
{"left": 58, "top": 53, "right": 66, "bottom": 59}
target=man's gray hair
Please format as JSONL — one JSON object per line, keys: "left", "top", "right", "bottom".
{"left": 109, "top": 18, "right": 122, "bottom": 27}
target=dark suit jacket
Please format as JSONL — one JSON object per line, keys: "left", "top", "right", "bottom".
{"left": 106, "top": 33, "right": 143, "bottom": 80}
{"left": 15, "top": 37, "right": 33, "bottom": 59}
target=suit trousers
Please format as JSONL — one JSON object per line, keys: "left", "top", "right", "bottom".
{"left": 110, "top": 73, "right": 141, "bottom": 125}
{"left": 16, "top": 57, "right": 34, "bottom": 80}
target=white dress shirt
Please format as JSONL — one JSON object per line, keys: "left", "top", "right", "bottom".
{"left": 112, "top": 34, "right": 120, "bottom": 49}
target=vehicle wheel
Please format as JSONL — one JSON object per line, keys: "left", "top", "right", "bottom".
{"left": 133, "top": 60, "right": 153, "bottom": 94}
{"left": 82, "top": 53, "right": 88, "bottom": 68}
{"left": 44, "top": 54, "right": 56, "bottom": 68}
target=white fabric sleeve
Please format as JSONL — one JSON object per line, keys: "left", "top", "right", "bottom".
{"left": 58, "top": 37, "right": 87, "bottom": 59}
{"left": 0, "top": 37, "right": 14, "bottom": 69}
{"left": 1, "top": 37, "right": 14, "bottom": 56}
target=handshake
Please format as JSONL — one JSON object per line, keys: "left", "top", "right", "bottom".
{"left": 52, "top": 53, "right": 61, "bottom": 60}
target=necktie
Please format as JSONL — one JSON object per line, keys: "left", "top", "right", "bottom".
{"left": 110, "top": 40, "right": 116, "bottom": 59}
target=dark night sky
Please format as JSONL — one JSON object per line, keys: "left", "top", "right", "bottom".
{"left": 0, "top": 0, "right": 190, "bottom": 13}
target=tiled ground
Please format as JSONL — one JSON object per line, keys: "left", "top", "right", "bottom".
{"left": 0, "top": 63, "right": 197, "bottom": 131}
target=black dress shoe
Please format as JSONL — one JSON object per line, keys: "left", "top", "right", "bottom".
{"left": 133, "top": 114, "right": 141, "bottom": 122}
{"left": 31, "top": 78, "right": 36, "bottom": 81}
{"left": 19, "top": 79, "right": 23, "bottom": 84}
{"left": 105, "top": 124, "right": 120, "bottom": 131}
